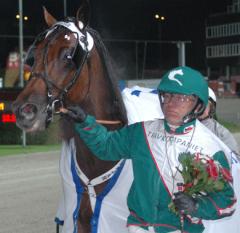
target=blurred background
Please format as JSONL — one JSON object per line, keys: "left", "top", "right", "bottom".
{"left": 0, "top": 0, "right": 240, "bottom": 145}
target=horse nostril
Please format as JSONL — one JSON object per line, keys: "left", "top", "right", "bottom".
{"left": 19, "top": 103, "right": 38, "bottom": 120}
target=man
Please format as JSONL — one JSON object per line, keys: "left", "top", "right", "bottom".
{"left": 61, "top": 66, "right": 236, "bottom": 233}
{"left": 199, "top": 87, "right": 239, "bottom": 155}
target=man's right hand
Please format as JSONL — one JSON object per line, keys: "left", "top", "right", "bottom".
{"left": 60, "top": 105, "right": 86, "bottom": 123}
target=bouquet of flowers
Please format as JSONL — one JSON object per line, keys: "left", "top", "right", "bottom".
{"left": 169, "top": 152, "right": 233, "bottom": 214}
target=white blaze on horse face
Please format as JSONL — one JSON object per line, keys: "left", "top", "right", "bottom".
{"left": 168, "top": 69, "right": 184, "bottom": 86}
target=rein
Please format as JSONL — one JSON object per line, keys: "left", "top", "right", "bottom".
{"left": 96, "top": 119, "right": 122, "bottom": 125}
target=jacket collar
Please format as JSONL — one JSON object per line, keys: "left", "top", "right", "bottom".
{"left": 164, "top": 119, "right": 196, "bottom": 134}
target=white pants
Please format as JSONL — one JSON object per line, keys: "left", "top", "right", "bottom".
{"left": 128, "top": 225, "right": 181, "bottom": 233}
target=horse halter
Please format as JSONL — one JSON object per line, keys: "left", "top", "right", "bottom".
{"left": 25, "top": 20, "right": 94, "bottom": 127}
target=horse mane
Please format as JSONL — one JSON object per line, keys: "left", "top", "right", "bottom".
{"left": 86, "top": 26, "right": 128, "bottom": 125}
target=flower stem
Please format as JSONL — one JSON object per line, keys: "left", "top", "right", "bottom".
{"left": 180, "top": 211, "right": 184, "bottom": 233}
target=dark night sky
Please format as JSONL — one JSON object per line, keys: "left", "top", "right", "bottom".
{"left": 0, "top": 0, "right": 232, "bottom": 39}
{"left": 0, "top": 0, "right": 233, "bottom": 72}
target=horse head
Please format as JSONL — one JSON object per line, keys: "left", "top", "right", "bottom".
{"left": 13, "top": 5, "right": 126, "bottom": 133}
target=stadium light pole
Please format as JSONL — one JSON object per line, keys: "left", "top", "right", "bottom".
{"left": 18, "top": 0, "right": 26, "bottom": 147}
{"left": 63, "top": 0, "right": 67, "bottom": 18}
{"left": 177, "top": 41, "right": 186, "bottom": 66}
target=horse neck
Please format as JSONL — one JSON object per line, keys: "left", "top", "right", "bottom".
{"left": 60, "top": 63, "right": 124, "bottom": 138}
{"left": 81, "top": 48, "right": 126, "bottom": 127}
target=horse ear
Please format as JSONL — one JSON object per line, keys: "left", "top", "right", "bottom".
{"left": 76, "top": 0, "right": 91, "bottom": 30}
{"left": 43, "top": 6, "right": 57, "bottom": 27}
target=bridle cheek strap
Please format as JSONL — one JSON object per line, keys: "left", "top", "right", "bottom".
{"left": 42, "top": 22, "right": 91, "bottom": 126}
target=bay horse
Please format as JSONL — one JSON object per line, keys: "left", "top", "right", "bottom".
{"left": 12, "top": 4, "right": 133, "bottom": 233}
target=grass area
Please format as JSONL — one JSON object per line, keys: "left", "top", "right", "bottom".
{"left": 0, "top": 144, "right": 61, "bottom": 156}
{"left": 219, "top": 119, "right": 240, "bottom": 133}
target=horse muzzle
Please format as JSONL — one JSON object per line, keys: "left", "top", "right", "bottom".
{"left": 12, "top": 101, "right": 48, "bottom": 132}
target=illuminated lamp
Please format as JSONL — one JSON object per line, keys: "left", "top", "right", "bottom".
{"left": 1, "top": 113, "right": 16, "bottom": 123}
{"left": 0, "top": 102, "right": 4, "bottom": 111}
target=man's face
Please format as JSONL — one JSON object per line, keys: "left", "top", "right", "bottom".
{"left": 161, "top": 93, "right": 198, "bottom": 126}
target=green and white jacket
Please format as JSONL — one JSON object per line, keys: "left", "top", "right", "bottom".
{"left": 75, "top": 116, "right": 236, "bottom": 233}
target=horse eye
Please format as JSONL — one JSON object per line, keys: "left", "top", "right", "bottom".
{"left": 63, "top": 52, "right": 77, "bottom": 68}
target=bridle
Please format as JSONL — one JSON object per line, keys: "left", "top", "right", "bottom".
{"left": 26, "top": 20, "right": 91, "bottom": 127}
{"left": 26, "top": 20, "right": 122, "bottom": 127}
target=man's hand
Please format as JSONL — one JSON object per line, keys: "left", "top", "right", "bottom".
{"left": 60, "top": 105, "right": 86, "bottom": 123}
{"left": 173, "top": 192, "right": 198, "bottom": 214}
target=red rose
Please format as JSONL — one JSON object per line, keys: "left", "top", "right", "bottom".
{"left": 206, "top": 159, "right": 219, "bottom": 180}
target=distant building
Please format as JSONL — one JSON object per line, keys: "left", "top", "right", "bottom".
{"left": 205, "top": 0, "right": 240, "bottom": 97}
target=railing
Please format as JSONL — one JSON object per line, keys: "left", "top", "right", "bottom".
{"left": 0, "top": 35, "right": 191, "bottom": 89}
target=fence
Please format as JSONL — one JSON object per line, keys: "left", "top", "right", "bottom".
{"left": 0, "top": 34, "right": 191, "bottom": 88}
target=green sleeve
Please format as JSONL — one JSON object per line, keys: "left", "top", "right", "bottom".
{"left": 74, "top": 115, "right": 135, "bottom": 161}
{"left": 193, "top": 151, "right": 236, "bottom": 220}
